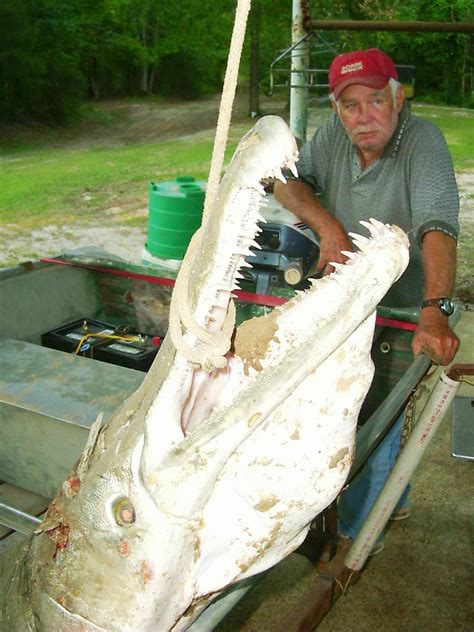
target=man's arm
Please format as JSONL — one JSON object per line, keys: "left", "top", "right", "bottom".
{"left": 273, "top": 180, "right": 353, "bottom": 274}
{"left": 412, "top": 231, "right": 460, "bottom": 365}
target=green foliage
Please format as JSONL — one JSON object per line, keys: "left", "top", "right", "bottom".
{"left": 80, "top": 0, "right": 234, "bottom": 97}
{"left": 155, "top": 53, "right": 220, "bottom": 100}
{"left": 388, "top": 0, "right": 473, "bottom": 106}
{"left": 303, "top": 0, "right": 473, "bottom": 106}
{"left": 0, "top": 0, "right": 85, "bottom": 124}
{"left": 0, "top": 0, "right": 472, "bottom": 123}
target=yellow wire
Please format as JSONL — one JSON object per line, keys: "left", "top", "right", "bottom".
{"left": 74, "top": 333, "right": 140, "bottom": 355}
{"left": 333, "top": 570, "right": 356, "bottom": 596}
{"left": 333, "top": 578, "right": 345, "bottom": 594}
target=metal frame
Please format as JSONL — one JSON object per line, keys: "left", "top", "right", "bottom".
{"left": 304, "top": 19, "right": 474, "bottom": 33}
{"left": 266, "top": 31, "right": 337, "bottom": 95}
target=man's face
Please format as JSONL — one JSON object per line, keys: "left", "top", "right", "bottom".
{"left": 333, "top": 83, "right": 404, "bottom": 157}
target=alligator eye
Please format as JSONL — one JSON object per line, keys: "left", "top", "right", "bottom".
{"left": 112, "top": 497, "right": 136, "bottom": 526}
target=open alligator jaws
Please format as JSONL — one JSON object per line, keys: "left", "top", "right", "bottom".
{"left": 0, "top": 115, "right": 409, "bottom": 630}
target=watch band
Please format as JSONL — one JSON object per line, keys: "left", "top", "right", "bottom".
{"left": 421, "top": 298, "right": 444, "bottom": 309}
{"left": 421, "top": 297, "right": 454, "bottom": 316}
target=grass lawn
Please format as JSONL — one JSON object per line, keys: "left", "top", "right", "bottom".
{"left": 0, "top": 136, "right": 240, "bottom": 229}
{"left": 411, "top": 104, "right": 474, "bottom": 170}
{"left": 0, "top": 102, "right": 472, "bottom": 234}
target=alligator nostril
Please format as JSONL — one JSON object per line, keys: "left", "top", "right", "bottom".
{"left": 112, "top": 497, "right": 136, "bottom": 526}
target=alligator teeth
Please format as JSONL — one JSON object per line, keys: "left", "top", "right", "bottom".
{"left": 274, "top": 168, "right": 287, "bottom": 184}
{"left": 340, "top": 250, "right": 357, "bottom": 260}
{"left": 360, "top": 218, "right": 385, "bottom": 237}
{"left": 288, "top": 160, "right": 299, "bottom": 178}
{"left": 329, "top": 262, "right": 346, "bottom": 272}
{"left": 348, "top": 232, "right": 370, "bottom": 251}
{"left": 369, "top": 217, "right": 385, "bottom": 229}
{"left": 309, "top": 275, "right": 330, "bottom": 287}
{"left": 348, "top": 232, "right": 369, "bottom": 244}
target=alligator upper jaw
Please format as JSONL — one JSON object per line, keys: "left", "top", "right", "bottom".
{"left": 167, "top": 115, "right": 299, "bottom": 373}
{"left": 133, "top": 116, "right": 300, "bottom": 485}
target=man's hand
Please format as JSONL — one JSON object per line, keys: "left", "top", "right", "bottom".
{"left": 316, "top": 217, "right": 353, "bottom": 275}
{"left": 273, "top": 180, "right": 353, "bottom": 276}
{"left": 412, "top": 308, "right": 460, "bottom": 365}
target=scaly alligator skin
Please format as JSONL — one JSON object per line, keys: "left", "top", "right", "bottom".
{"left": 0, "top": 116, "right": 409, "bottom": 631}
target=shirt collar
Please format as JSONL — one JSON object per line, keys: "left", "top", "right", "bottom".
{"left": 384, "top": 101, "right": 410, "bottom": 158}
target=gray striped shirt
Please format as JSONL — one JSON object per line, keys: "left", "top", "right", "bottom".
{"left": 297, "top": 103, "right": 459, "bottom": 307}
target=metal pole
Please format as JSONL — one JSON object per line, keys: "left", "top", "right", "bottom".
{"left": 248, "top": 0, "right": 261, "bottom": 118}
{"left": 350, "top": 353, "right": 431, "bottom": 475}
{"left": 345, "top": 369, "right": 461, "bottom": 570}
{"left": 350, "top": 308, "right": 460, "bottom": 477}
{"left": 290, "top": 0, "right": 310, "bottom": 144}
{"left": 188, "top": 574, "right": 266, "bottom": 631}
{"left": 304, "top": 19, "right": 474, "bottom": 33}
{"left": 0, "top": 504, "right": 41, "bottom": 536}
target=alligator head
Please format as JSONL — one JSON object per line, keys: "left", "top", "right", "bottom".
{"left": 3, "top": 116, "right": 409, "bottom": 631}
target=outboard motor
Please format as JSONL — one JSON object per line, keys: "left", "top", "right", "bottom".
{"left": 242, "top": 194, "right": 320, "bottom": 295}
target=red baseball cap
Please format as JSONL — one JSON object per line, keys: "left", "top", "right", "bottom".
{"left": 329, "top": 48, "right": 398, "bottom": 99}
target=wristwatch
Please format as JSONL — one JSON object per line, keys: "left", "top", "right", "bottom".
{"left": 421, "top": 297, "right": 455, "bottom": 316}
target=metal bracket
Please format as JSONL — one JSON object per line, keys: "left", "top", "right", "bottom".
{"left": 264, "top": 31, "right": 339, "bottom": 96}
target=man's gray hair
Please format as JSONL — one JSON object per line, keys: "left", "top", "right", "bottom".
{"left": 388, "top": 77, "right": 402, "bottom": 100}
{"left": 330, "top": 78, "right": 402, "bottom": 112}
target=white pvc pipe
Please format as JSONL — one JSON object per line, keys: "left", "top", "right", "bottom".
{"left": 345, "top": 370, "right": 461, "bottom": 571}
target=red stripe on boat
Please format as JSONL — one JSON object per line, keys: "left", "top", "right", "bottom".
{"left": 40, "top": 257, "right": 417, "bottom": 331}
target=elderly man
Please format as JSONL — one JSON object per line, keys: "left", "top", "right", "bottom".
{"left": 274, "top": 48, "right": 460, "bottom": 552}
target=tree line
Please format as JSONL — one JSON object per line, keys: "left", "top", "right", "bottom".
{"left": 0, "top": 0, "right": 472, "bottom": 126}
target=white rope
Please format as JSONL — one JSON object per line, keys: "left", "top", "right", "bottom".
{"left": 169, "top": 229, "right": 236, "bottom": 371}
{"left": 203, "top": 0, "right": 252, "bottom": 223}
{"left": 168, "top": 0, "right": 251, "bottom": 370}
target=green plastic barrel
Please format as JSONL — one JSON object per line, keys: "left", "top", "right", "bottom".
{"left": 146, "top": 176, "right": 206, "bottom": 260}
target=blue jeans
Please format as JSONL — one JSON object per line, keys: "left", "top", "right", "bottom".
{"left": 338, "top": 413, "right": 410, "bottom": 541}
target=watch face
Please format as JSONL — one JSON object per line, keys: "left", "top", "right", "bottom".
{"left": 440, "top": 298, "right": 454, "bottom": 316}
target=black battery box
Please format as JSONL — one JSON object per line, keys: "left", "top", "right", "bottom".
{"left": 41, "top": 318, "right": 161, "bottom": 372}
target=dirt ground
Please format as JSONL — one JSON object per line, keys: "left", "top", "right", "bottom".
{"left": 2, "top": 94, "right": 474, "bottom": 630}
